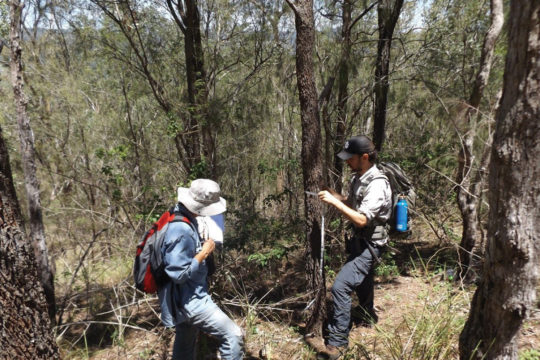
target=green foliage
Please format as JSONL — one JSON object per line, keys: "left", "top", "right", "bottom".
{"left": 166, "top": 112, "right": 182, "bottom": 137}
{"left": 375, "top": 257, "right": 400, "bottom": 282}
{"left": 247, "top": 246, "right": 287, "bottom": 267}
{"left": 324, "top": 264, "right": 336, "bottom": 281}
{"left": 227, "top": 201, "right": 302, "bottom": 250}
{"left": 188, "top": 159, "right": 210, "bottom": 180}
{"left": 442, "top": 224, "right": 461, "bottom": 243}
{"left": 110, "top": 327, "right": 125, "bottom": 348}
{"left": 520, "top": 349, "right": 540, "bottom": 360}
{"left": 138, "top": 348, "right": 156, "bottom": 360}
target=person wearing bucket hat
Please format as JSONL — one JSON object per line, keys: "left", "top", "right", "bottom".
{"left": 176, "top": 179, "right": 227, "bottom": 217}
{"left": 316, "top": 135, "right": 392, "bottom": 358}
{"left": 157, "top": 179, "right": 244, "bottom": 359}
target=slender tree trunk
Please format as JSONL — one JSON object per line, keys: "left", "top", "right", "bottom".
{"left": 1, "top": 126, "right": 59, "bottom": 359}
{"left": 183, "top": 0, "right": 205, "bottom": 169}
{"left": 332, "top": 0, "right": 353, "bottom": 193}
{"left": 9, "top": 0, "right": 55, "bottom": 321}
{"left": 459, "top": 1, "right": 540, "bottom": 358}
{"left": 456, "top": 0, "right": 503, "bottom": 280}
{"left": 167, "top": 0, "right": 215, "bottom": 176}
{"left": 372, "top": 0, "right": 403, "bottom": 151}
{"left": 320, "top": 67, "right": 337, "bottom": 187}
{"left": 321, "top": 75, "right": 335, "bottom": 187}
{"left": 287, "top": 0, "right": 326, "bottom": 337}
{"left": 329, "top": 0, "right": 375, "bottom": 191}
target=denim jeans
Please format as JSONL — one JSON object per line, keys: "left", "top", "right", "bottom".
{"left": 172, "top": 300, "right": 244, "bottom": 360}
{"left": 327, "top": 245, "right": 380, "bottom": 348}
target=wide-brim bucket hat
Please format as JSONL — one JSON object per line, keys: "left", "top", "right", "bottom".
{"left": 177, "top": 179, "right": 227, "bottom": 216}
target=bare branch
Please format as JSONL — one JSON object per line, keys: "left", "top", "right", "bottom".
{"left": 349, "top": 1, "right": 377, "bottom": 32}
{"left": 56, "top": 228, "right": 108, "bottom": 326}
{"left": 284, "top": 0, "right": 299, "bottom": 17}
{"left": 166, "top": 0, "right": 186, "bottom": 34}
{"left": 318, "top": 76, "right": 335, "bottom": 107}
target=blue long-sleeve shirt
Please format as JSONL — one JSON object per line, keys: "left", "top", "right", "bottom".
{"left": 157, "top": 218, "right": 213, "bottom": 326}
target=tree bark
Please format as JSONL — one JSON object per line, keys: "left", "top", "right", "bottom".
{"left": 372, "top": 0, "right": 403, "bottom": 151}
{"left": 327, "top": 1, "right": 375, "bottom": 191}
{"left": 287, "top": 0, "right": 326, "bottom": 337}
{"left": 0, "top": 126, "right": 23, "bottom": 225}
{"left": 167, "top": 0, "right": 215, "bottom": 176}
{"left": 456, "top": 0, "right": 503, "bottom": 280}
{"left": 9, "top": 0, "right": 55, "bottom": 321}
{"left": 182, "top": 0, "right": 205, "bottom": 170}
{"left": 459, "top": 1, "right": 540, "bottom": 358}
{"left": 332, "top": 0, "right": 353, "bottom": 193}
{"left": 1, "top": 126, "right": 59, "bottom": 359}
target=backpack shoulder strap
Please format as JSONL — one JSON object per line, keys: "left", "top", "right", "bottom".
{"left": 167, "top": 214, "right": 199, "bottom": 243}
{"left": 361, "top": 169, "right": 389, "bottom": 194}
{"left": 171, "top": 215, "right": 190, "bottom": 224}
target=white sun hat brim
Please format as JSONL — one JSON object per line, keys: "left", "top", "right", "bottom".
{"left": 177, "top": 187, "right": 227, "bottom": 216}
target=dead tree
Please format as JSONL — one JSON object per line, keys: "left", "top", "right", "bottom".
{"left": 459, "top": 0, "right": 540, "bottom": 358}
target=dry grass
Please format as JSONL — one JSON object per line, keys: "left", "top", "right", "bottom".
{"left": 52, "top": 232, "right": 540, "bottom": 360}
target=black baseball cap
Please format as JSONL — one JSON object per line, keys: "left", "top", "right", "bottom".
{"left": 337, "top": 135, "right": 375, "bottom": 160}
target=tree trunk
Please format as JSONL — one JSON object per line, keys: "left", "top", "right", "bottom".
{"left": 0, "top": 126, "right": 59, "bottom": 359}
{"left": 327, "top": 0, "right": 375, "bottom": 191}
{"left": 332, "top": 0, "right": 353, "bottom": 193}
{"left": 287, "top": 0, "right": 326, "bottom": 337}
{"left": 0, "top": 127, "right": 23, "bottom": 225}
{"left": 167, "top": 0, "right": 215, "bottom": 176}
{"left": 459, "top": 1, "right": 540, "bottom": 358}
{"left": 9, "top": 0, "right": 55, "bottom": 321}
{"left": 372, "top": 0, "right": 403, "bottom": 151}
{"left": 456, "top": 0, "right": 503, "bottom": 281}
{"left": 321, "top": 75, "right": 335, "bottom": 187}
{"left": 182, "top": 0, "right": 206, "bottom": 171}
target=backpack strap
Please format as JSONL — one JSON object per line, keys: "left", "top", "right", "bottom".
{"left": 171, "top": 215, "right": 190, "bottom": 224}
{"left": 162, "top": 212, "right": 201, "bottom": 323}
{"left": 351, "top": 171, "right": 389, "bottom": 207}
{"left": 350, "top": 169, "right": 390, "bottom": 243}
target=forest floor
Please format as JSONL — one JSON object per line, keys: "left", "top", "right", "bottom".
{"left": 56, "top": 229, "right": 540, "bottom": 360}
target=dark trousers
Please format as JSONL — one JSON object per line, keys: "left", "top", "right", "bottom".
{"left": 327, "top": 244, "right": 380, "bottom": 347}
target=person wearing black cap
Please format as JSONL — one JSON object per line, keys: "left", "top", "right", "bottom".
{"left": 317, "top": 135, "right": 392, "bottom": 358}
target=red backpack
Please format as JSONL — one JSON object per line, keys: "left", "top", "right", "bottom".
{"left": 133, "top": 207, "right": 191, "bottom": 294}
